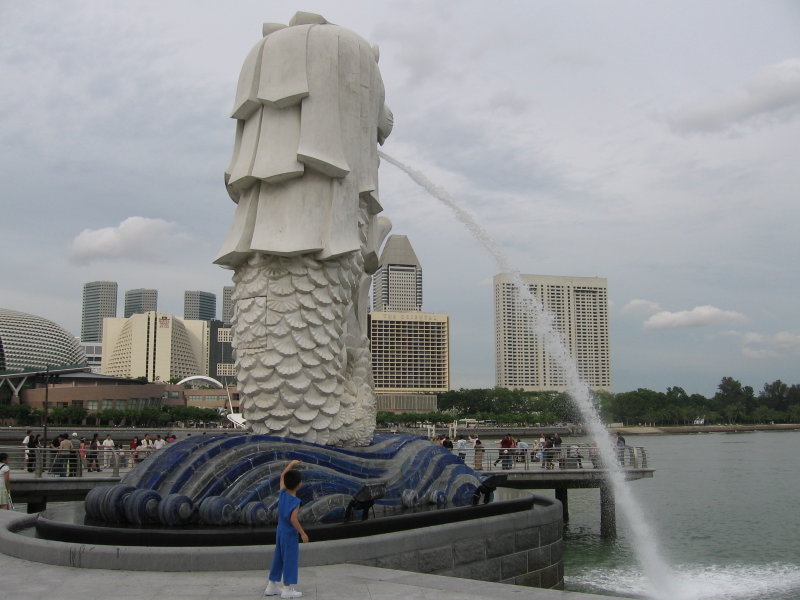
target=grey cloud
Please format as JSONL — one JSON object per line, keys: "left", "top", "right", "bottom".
{"left": 667, "top": 58, "right": 800, "bottom": 134}
{"left": 740, "top": 331, "right": 800, "bottom": 359}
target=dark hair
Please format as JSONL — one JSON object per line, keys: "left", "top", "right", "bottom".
{"left": 0, "top": 453, "right": 8, "bottom": 462}
{"left": 284, "top": 469, "right": 302, "bottom": 490}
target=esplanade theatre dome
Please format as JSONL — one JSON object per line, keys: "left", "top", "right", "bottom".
{"left": 0, "top": 308, "right": 86, "bottom": 373}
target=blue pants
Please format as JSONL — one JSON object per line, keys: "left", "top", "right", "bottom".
{"left": 269, "top": 532, "right": 299, "bottom": 585}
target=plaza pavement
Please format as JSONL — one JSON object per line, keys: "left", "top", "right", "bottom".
{"left": 1, "top": 552, "right": 607, "bottom": 600}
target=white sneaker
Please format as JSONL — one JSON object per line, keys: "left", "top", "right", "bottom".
{"left": 264, "top": 581, "right": 280, "bottom": 596}
{"left": 281, "top": 587, "right": 302, "bottom": 599}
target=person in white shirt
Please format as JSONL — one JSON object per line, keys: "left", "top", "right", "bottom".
{"left": 21, "top": 430, "right": 31, "bottom": 472}
{"left": 101, "top": 434, "right": 115, "bottom": 469}
{"left": 153, "top": 435, "right": 166, "bottom": 451}
{"left": 455, "top": 436, "right": 468, "bottom": 461}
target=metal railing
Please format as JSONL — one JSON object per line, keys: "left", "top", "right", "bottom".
{"left": 0, "top": 443, "right": 649, "bottom": 479}
{"left": 0, "top": 445, "right": 163, "bottom": 478}
{"left": 447, "top": 443, "right": 648, "bottom": 471}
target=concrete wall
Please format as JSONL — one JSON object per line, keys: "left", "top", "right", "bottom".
{"left": 0, "top": 496, "right": 563, "bottom": 589}
{"left": 346, "top": 498, "right": 564, "bottom": 589}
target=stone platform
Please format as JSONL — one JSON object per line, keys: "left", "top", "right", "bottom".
{"left": 2, "top": 554, "right": 610, "bottom": 600}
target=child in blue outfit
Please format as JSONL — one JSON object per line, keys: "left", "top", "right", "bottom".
{"left": 264, "top": 459, "right": 309, "bottom": 599}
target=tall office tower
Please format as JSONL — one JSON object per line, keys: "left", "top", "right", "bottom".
{"left": 372, "top": 235, "right": 422, "bottom": 311}
{"left": 102, "top": 312, "right": 209, "bottom": 381}
{"left": 221, "top": 286, "right": 234, "bottom": 326}
{"left": 124, "top": 288, "right": 158, "bottom": 318}
{"left": 80, "top": 281, "right": 118, "bottom": 343}
{"left": 494, "top": 273, "right": 611, "bottom": 392}
{"left": 184, "top": 290, "right": 216, "bottom": 321}
{"left": 369, "top": 311, "right": 450, "bottom": 393}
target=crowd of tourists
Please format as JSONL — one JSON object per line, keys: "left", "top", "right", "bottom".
{"left": 17, "top": 430, "right": 177, "bottom": 476}
{"left": 433, "top": 431, "right": 623, "bottom": 471}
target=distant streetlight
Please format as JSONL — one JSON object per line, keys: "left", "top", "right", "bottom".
{"left": 43, "top": 366, "right": 50, "bottom": 441}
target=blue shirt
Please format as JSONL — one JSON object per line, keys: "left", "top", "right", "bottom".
{"left": 276, "top": 489, "right": 302, "bottom": 536}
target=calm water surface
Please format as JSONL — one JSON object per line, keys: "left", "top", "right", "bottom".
{"left": 550, "top": 431, "right": 800, "bottom": 599}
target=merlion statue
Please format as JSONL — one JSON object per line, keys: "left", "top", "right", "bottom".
{"left": 215, "top": 12, "right": 393, "bottom": 446}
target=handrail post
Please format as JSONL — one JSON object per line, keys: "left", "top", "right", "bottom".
{"left": 35, "top": 447, "right": 43, "bottom": 478}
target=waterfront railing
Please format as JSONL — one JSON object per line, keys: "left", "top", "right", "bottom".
{"left": 0, "top": 443, "right": 649, "bottom": 479}
{"left": 0, "top": 446, "right": 161, "bottom": 478}
{"left": 447, "top": 443, "right": 648, "bottom": 471}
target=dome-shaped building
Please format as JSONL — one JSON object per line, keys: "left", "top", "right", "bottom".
{"left": 0, "top": 308, "right": 86, "bottom": 373}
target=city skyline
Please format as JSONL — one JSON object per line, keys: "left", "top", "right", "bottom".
{"left": 2, "top": 2, "right": 798, "bottom": 396}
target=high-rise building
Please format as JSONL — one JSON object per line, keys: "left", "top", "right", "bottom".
{"left": 221, "top": 286, "right": 234, "bottom": 326}
{"left": 369, "top": 311, "right": 450, "bottom": 393}
{"left": 372, "top": 235, "right": 422, "bottom": 311}
{"left": 494, "top": 273, "right": 611, "bottom": 392}
{"left": 81, "top": 281, "right": 118, "bottom": 343}
{"left": 184, "top": 290, "right": 216, "bottom": 321}
{"left": 101, "top": 311, "right": 209, "bottom": 382}
{"left": 369, "top": 236, "right": 450, "bottom": 406}
{"left": 124, "top": 288, "right": 158, "bottom": 318}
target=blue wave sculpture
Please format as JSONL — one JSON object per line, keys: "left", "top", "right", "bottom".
{"left": 84, "top": 433, "right": 485, "bottom": 527}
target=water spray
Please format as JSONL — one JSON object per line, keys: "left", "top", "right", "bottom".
{"left": 380, "top": 150, "right": 685, "bottom": 600}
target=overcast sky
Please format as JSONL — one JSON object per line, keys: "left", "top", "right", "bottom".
{"left": 2, "top": 1, "right": 798, "bottom": 397}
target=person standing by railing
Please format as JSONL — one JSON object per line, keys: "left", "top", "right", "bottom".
{"left": 473, "top": 439, "right": 485, "bottom": 470}
{"left": 130, "top": 437, "right": 141, "bottom": 464}
{"left": 78, "top": 437, "right": 88, "bottom": 472}
{"left": 21, "top": 430, "right": 32, "bottom": 472}
{"left": 615, "top": 432, "right": 626, "bottom": 466}
{"left": 0, "top": 453, "right": 11, "bottom": 510}
{"left": 102, "top": 434, "right": 115, "bottom": 469}
{"left": 88, "top": 433, "right": 101, "bottom": 472}
{"left": 27, "top": 434, "right": 41, "bottom": 472}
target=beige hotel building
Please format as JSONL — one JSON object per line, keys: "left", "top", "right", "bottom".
{"left": 494, "top": 273, "right": 611, "bottom": 392}
{"left": 101, "top": 311, "right": 210, "bottom": 383}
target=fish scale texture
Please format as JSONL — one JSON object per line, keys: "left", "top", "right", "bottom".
{"left": 232, "top": 248, "right": 375, "bottom": 446}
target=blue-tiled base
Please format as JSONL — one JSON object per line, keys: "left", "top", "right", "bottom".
{"left": 85, "top": 433, "right": 484, "bottom": 526}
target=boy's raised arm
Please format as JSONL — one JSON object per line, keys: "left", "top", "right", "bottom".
{"left": 279, "top": 459, "right": 302, "bottom": 490}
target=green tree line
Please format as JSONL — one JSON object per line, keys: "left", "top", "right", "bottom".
{"left": 377, "top": 377, "right": 800, "bottom": 427}
{"left": 0, "top": 404, "right": 223, "bottom": 428}
{"left": 601, "top": 377, "right": 800, "bottom": 426}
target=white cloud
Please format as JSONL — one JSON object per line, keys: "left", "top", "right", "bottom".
{"left": 643, "top": 305, "right": 747, "bottom": 331}
{"left": 668, "top": 58, "right": 800, "bottom": 134}
{"left": 69, "top": 217, "right": 180, "bottom": 265}
{"left": 620, "top": 299, "right": 662, "bottom": 316}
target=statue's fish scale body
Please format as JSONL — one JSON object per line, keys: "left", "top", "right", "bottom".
{"left": 231, "top": 244, "right": 375, "bottom": 446}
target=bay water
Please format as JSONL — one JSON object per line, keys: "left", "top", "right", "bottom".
{"left": 549, "top": 431, "right": 800, "bottom": 599}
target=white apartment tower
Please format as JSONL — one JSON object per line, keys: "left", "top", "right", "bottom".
{"left": 81, "top": 281, "right": 118, "bottom": 343}
{"left": 124, "top": 288, "right": 158, "bottom": 318}
{"left": 494, "top": 273, "right": 611, "bottom": 392}
{"left": 372, "top": 235, "right": 422, "bottom": 311}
